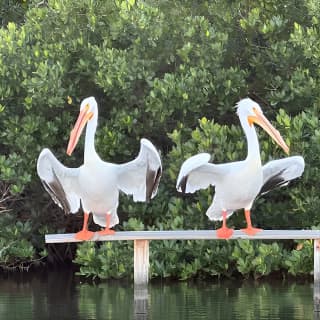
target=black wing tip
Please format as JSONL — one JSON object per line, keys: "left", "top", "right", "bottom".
{"left": 177, "top": 175, "right": 188, "bottom": 194}
{"left": 259, "top": 168, "right": 289, "bottom": 196}
{"left": 146, "top": 166, "right": 162, "bottom": 202}
{"left": 41, "top": 172, "right": 71, "bottom": 214}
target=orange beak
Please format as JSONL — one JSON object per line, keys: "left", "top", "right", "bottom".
{"left": 248, "top": 108, "right": 289, "bottom": 155}
{"left": 66, "top": 104, "right": 93, "bottom": 156}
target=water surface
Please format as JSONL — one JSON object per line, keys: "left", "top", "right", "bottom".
{"left": 0, "top": 270, "right": 315, "bottom": 320}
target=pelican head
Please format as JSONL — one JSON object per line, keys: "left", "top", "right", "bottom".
{"left": 67, "top": 97, "right": 97, "bottom": 156}
{"left": 237, "top": 98, "right": 289, "bottom": 154}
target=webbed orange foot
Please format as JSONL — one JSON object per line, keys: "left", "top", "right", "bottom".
{"left": 241, "top": 227, "right": 263, "bottom": 236}
{"left": 216, "top": 227, "right": 234, "bottom": 239}
{"left": 75, "top": 230, "right": 95, "bottom": 241}
{"left": 98, "top": 228, "right": 115, "bottom": 236}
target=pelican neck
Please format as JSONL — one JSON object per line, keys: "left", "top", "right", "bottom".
{"left": 240, "top": 117, "right": 262, "bottom": 162}
{"left": 84, "top": 114, "right": 99, "bottom": 164}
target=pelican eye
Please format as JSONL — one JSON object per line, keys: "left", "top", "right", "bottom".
{"left": 247, "top": 106, "right": 258, "bottom": 126}
{"left": 252, "top": 106, "right": 262, "bottom": 117}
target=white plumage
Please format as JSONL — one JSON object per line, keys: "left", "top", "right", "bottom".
{"left": 176, "top": 98, "right": 305, "bottom": 239}
{"left": 37, "top": 97, "right": 162, "bottom": 240}
{"left": 37, "top": 148, "right": 81, "bottom": 214}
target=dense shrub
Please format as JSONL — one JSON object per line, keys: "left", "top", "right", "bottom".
{"left": 0, "top": 0, "right": 319, "bottom": 278}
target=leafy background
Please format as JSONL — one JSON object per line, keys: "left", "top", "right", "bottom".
{"left": 0, "top": 0, "right": 319, "bottom": 279}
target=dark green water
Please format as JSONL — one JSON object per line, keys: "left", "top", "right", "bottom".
{"left": 0, "top": 270, "right": 315, "bottom": 320}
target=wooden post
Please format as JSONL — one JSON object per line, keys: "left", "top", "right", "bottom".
{"left": 134, "top": 240, "right": 149, "bottom": 286}
{"left": 314, "top": 240, "right": 320, "bottom": 314}
{"left": 315, "top": 240, "right": 320, "bottom": 283}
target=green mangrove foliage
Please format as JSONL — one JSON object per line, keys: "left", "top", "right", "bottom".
{"left": 0, "top": 0, "right": 320, "bottom": 279}
{"left": 75, "top": 238, "right": 313, "bottom": 280}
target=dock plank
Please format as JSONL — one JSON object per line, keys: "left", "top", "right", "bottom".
{"left": 45, "top": 229, "right": 320, "bottom": 243}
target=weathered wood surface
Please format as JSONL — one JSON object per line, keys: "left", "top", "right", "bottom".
{"left": 45, "top": 229, "right": 320, "bottom": 243}
{"left": 315, "top": 240, "right": 320, "bottom": 314}
{"left": 315, "top": 240, "right": 320, "bottom": 282}
{"left": 134, "top": 240, "right": 149, "bottom": 286}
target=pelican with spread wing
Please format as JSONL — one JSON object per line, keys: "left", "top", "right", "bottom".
{"left": 37, "top": 97, "right": 162, "bottom": 240}
{"left": 176, "top": 98, "right": 304, "bottom": 239}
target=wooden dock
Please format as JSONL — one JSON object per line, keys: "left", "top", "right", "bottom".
{"left": 46, "top": 229, "right": 320, "bottom": 285}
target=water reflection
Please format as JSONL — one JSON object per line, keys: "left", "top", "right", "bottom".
{"left": 0, "top": 269, "right": 315, "bottom": 320}
{"left": 149, "top": 280, "right": 314, "bottom": 320}
{"left": 134, "top": 286, "right": 148, "bottom": 320}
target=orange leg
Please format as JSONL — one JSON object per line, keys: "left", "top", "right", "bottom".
{"left": 241, "top": 209, "right": 263, "bottom": 236}
{"left": 216, "top": 211, "right": 234, "bottom": 239}
{"left": 75, "top": 212, "right": 95, "bottom": 241}
{"left": 98, "top": 214, "right": 115, "bottom": 236}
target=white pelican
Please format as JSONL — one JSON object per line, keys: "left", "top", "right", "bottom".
{"left": 176, "top": 98, "right": 304, "bottom": 239}
{"left": 37, "top": 97, "right": 162, "bottom": 240}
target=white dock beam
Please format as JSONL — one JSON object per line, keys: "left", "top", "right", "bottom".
{"left": 45, "top": 229, "right": 320, "bottom": 287}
